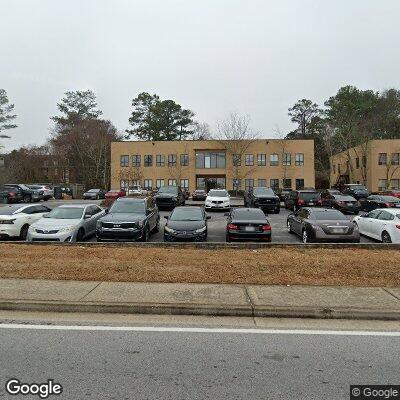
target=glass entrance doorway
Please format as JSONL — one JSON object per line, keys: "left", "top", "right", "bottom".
{"left": 196, "top": 176, "right": 226, "bottom": 192}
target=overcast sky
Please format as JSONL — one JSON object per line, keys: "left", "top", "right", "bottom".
{"left": 1, "top": 0, "right": 400, "bottom": 151}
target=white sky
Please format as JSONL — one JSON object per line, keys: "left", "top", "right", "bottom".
{"left": 1, "top": 0, "right": 400, "bottom": 151}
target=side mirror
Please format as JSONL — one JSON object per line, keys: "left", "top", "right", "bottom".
{"left": 104, "top": 208, "right": 109, "bottom": 214}
{"left": 206, "top": 215, "right": 211, "bottom": 220}
{"left": 164, "top": 216, "right": 169, "bottom": 220}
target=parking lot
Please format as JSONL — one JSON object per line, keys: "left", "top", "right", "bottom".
{"left": 44, "top": 198, "right": 376, "bottom": 244}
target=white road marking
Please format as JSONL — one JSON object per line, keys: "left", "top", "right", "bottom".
{"left": 0, "top": 324, "right": 399, "bottom": 336}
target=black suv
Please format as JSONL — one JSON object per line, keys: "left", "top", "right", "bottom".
{"left": 341, "top": 184, "right": 369, "bottom": 200}
{"left": 154, "top": 186, "right": 186, "bottom": 209}
{"left": 96, "top": 197, "right": 159, "bottom": 242}
{"left": 244, "top": 187, "right": 280, "bottom": 213}
{"left": 1, "top": 184, "right": 37, "bottom": 203}
{"left": 284, "top": 190, "right": 321, "bottom": 211}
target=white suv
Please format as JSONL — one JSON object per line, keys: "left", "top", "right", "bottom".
{"left": 205, "top": 189, "right": 231, "bottom": 210}
{"left": 128, "top": 185, "right": 147, "bottom": 196}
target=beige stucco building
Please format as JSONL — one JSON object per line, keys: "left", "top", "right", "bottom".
{"left": 110, "top": 139, "right": 315, "bottom": 193}
{"left": 330, "top": 139, "right": 400, "bottom": 192}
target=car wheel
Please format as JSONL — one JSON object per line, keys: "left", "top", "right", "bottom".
{"left": 76, "top": 228, "right": 85, "bottom": 242}
{"left": 142, "top": 227, "right": 150, "bottom": 242}
{"left": 382, "top": 231, "right": 392, "bottom": 243}
{"left": 23, "top": 195, "right": 31, "bottom": 203}
{"left": 226, "top": 233, "right": 231, "bottom": 242}
{"left": 287, "top": 221, "right": 293, "bottom": 233}
{"left": 19, "top": 224, "right": 29, "bottom": 240}
{"left": 302, "top": 229, "right": 310, "bottom": 244}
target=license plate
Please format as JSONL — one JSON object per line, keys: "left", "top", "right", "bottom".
{"left": 396, "top": 204, "right": 400, "bottom": 208}
{"left": 332, "top": 228, "right": 345, "bottom": 234}
{"left": 244, "top": 226, "right": 255, "bottom": 232}
{"left": 309, "top": 202, "right": 314, "bottom": 205}
{"left": 347, "top": 202, "right": 353, "bottom": 206}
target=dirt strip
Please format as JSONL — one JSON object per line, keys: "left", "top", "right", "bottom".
{"left": 0, "top": 244, "right": 398, "bottom": 287}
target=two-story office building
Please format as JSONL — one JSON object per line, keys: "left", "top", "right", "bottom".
{"left": 330, "top": 139, "right": 400, "bottom": 192}
{"left": 110, "top": 139, "right": 315, "bottom": 192}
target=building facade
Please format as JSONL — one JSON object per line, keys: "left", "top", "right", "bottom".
{"left": 111, "top": 139, "right": 315, "bottom": 192}
{"left": 330, "top": 139, "right": 400, "bottom": 192}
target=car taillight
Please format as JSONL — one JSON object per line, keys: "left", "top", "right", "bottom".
{"left": 385, "top": 203, "right": 391, "bottom": 207}
{"left": 262, "top": 224, "right": 271, "bottom": 231}
{"left": 227, "top": 223, "right": 238, "bottom": 230}
{"left": 316, "top": 199, "right": 322, "bottom": 205}
{"left": 8, "top": 192, "right": 15, "bottom": 197}
{"left": 297, "top": 199, "right": 305, "bottom": 205}
{"left": 396, "top": 224, "right": 400, "bottom": 230}
{"left": 337, "top": 201, "right": 345, "bottom": 205}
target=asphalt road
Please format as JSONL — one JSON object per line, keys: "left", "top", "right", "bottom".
{"left": 0, "top": 319, "right": 399, "bottom": 400}
{"left": 45, "top": 198, "right": 376, "bottom": 244}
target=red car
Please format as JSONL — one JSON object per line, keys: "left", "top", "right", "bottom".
{"left": 105, "top": 189, "right": 126, "bottom": 199}
{"left": 378, "top": 190, "right": 400, "bottom": 199}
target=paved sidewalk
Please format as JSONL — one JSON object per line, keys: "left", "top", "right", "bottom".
{"left": 0, "top": 278, "right": 400, "bottom": 320}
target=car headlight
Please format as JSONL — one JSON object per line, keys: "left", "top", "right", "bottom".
{"left": 172, "top": 197, "right": 178, "bottom": 201}
{"left": 58, "top": 225, "right": 77, "bottom": 233}
{"left": 137, "top": 220, "right": 144, "bottom": 228}
{"left": 311, "top": 224, "right": 322, "bottom": 231}
{"left": 96, "top": 221, "right": 102, "bottom": 229}
{"left": 0, "top": 219, "right": 15, "bottom": 224}
{"left": 195, "top": 226, "right": 207, "bottom": 233}
{"left": 165, "top": 226, "right": 175, "bottom": 233}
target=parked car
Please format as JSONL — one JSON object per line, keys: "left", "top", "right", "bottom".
{"left": 105, "top": 188, "right": 126, "bottom": 199}
{"left": 359, "top": 195, "right": 400, "bottom": 212}
{"left": 164, "top": 206, "right": 210, "bottom": 242}
{"left": 96, "top": 197, "right": 159, "bottom": 242}
{"left": 28, "top": 184, "right": 54, "bottom": 201}
{"left": 276, "top": 188, "right": 292, "bottom": 202}
{"left": 191, "top": 189, "right": 207, "bottom": 201}
{"left": 244, "top": 187, "right": 280, "bottom": 213}
{"left": 353, "top": 208, "right": 400, "bottom": 243}
{"left": 0, "top": 185, "right": 24, "bottom": 204}
{"left": 320, "top": 189, "right": 342, "bottom": 199}
{"left": 378, "top": 189, "right": 400, "bottom": 199}
{"left": 0, "top": 204, "right": 51, "bottom": 240}
{"left": 287, "top": 207, "right": 360, "bottom": 243}
{"left": 205, "top": 189, "right": 230, "bottom": 211}
{"left": 154, "top": 185, "right": 185, "bottom": 209}
{"left": 182, "top": 189, "right": 190, "bottom": 200}
{"left": 320, "top": 194, "right": 361, "bottom": 214}
{"left": 27, "top": 204, "right": 105, "bottom": 242}
{"left": 2, "top": 184, "right": 38, "bottom": 203}
{"left": 83, "top": 188, "right": 107, "bottom": 200}
{"left": 341, "top": 184, "right": 369, "bottom": 200}
{"left": 284, "top": 190, "right": 321, "bottom": 211}
{"left": 225, "top": 207, "right": 271, "bottom": 242}
{"left": 127, "top": 185, "right": 147, "bottom": 196}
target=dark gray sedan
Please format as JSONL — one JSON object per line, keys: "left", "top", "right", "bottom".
{"left": 287, "top": 207, "right": 360, "bottom": 243}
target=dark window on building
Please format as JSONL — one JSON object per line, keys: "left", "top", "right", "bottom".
{"left": 270, "top": 179, "right": 279, "bottom": 190}
{"left": 283, "top": 178, "right": 292, "bottom": 189}
{"left": 295, "top": 179, "right": 305, "bottom": 190}
{"left": 180, "top": 154, "right": 189, "bottom": 166}
{"left": 195, "top": 152, "right": 226, "bottom": 168}
{"left": 295, "top": 153, "right": 304, "bottom": 166}
{"left": 144, "top": 155, "right": 152, "bottom": 167}
{"left": 120, "top": 155, "right": 129, "bottom": 167}
{"left": 131, "top": 154, "right": 141, "bottom": 167}
{"left": 245, "top": 154, "right": 254, "bottom": 166}
{"left": 180, "top": 179, "right": 189, "bottom": 189}
{"left": 233, "top": 179, "right": 241, "bottom": 190}
{"left": 270, "top": 154, "right": 278, "bottom": 166}
{"left": 156, "top": 154, "right": 165, "bottom": 167}
{"left": 257, "top": 154, "right": 266, "bottom": 166}
{"left": 143, "top": 179, "right": 153, "bottom": 190}
{"left": 392, "top": 153, "right": 399, "bottom": 166}
{"left": 245, "top": 179, "right": 254, "bottom": 190}
{"left": 378, "top": 153, "right": 387, "bottom": 165}
{"left": 258, "top": 179, "right": 266, "bottom": 187}
{"left": 233, "top": 154, "right": 241, "bottom": 166}
{"left": 283, "top": 153, "right": 291, "bottom": 166}
{"left": 168, "top": 154, "right": 177, "bottom": 167}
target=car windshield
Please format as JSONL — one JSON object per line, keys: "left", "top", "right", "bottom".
{"left": 312, "top": 210, "right": 347, "bottom": 220}
{"left": 299, "top": 192, "right": 320, "bottom": 200}
{"left": 170, "top": 208, "right": 203, "bottom": 221}
{"left": 253, "top": 188, "right": 274, "bottom": 196}
{"left": 44, "top": 207, "right": 84, "bottom": 219}
{"left": 110, "top": 201, "right": 145, "bottom": 213}
{"left": 381, "top": 196, "right": 399, "bottom": 202}
{"left": 158, "top": 186, "right": 177, "bottom": 194}
{"left": 0, "top": 206, "right": 22, "bottom": 215}
{"left": 129, "top": 186, "right": 140, "bottom": 190}
{"left": 208, "top": 190, "right": 228, "bottom": 197}
{"left": 233, "top": 208, "right": 265, "bottom": 220}
{"left": 28, "top": 185, "right": 41, "bottom": 189}
{"left": 348, "top": 185, "right": 367, "bottom": 190}
{"left": 88, "top": 189, "right": 100, "bottom": 193}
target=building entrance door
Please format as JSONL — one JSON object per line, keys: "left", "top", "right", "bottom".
{"left": 196, "top": 176, "right": 226, "bottom": 192}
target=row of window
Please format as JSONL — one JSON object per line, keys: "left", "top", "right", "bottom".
{"left": 377, "top": 179, "right": 400, "bottom": 191}
{"left": 120, "top": 152, "right": 305, "bottom": 168}
{"left": 119, "top": 178, "right": 305, "bottom": 191}
{"left": 333, "top": 153, "right": 400, "bottom": 174}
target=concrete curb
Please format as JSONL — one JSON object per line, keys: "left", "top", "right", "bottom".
{"left": 2, "top": 300, "right": 400, "bottom": 321}
{"left": 1, "top": 241, "right": 399, "bottom": 250}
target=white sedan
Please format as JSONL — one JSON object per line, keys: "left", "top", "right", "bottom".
{"left": 205, "top": 189, "right": 231, "bottom": 210}
{"left": 0, "top": 204, "right": 51, "bottom": 240}
{"left": 353, "top": 208, "right": 400, "bottom": 243}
